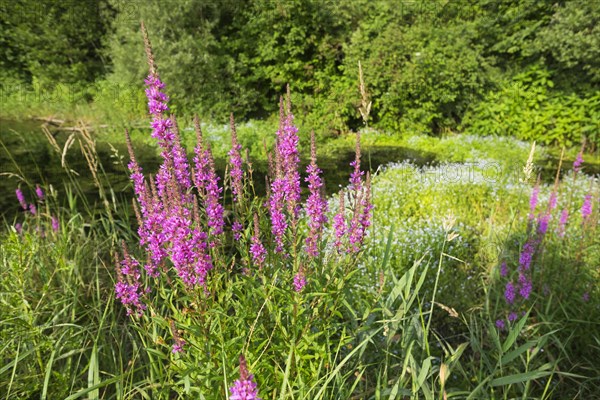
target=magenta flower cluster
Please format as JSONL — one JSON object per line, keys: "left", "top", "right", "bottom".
{"left": 230, "top": 355, "right": 260, "bottom": 400}
{"left": 115, "top": 244, "right": 147, "bottom": 317}
{"left": 250, "top": 214, "right": 267, "bottom": 268}
{"left": 303, "top": 131, "right": 328, "bottom": 258}
{"left": 332, "top": 132, "right": 373, "bottom": 254}
{"left": 14, "top": 185, "right": 59, "bottom": 235}
{"left": 117, "top": 31, "right": 373, "bottom": 351}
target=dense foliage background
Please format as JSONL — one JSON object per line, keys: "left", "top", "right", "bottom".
{"left": 1, "top": 0, "right": 598, "bottom": 145}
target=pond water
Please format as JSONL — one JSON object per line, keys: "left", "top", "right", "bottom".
{"left": 0, "top": 119, "right": 437, "bottom": 223}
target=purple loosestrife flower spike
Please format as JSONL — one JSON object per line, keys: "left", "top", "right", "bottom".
{"left": 115, "top": 245, "right": 146, "bottom": 317}
{"left": 573, "top": 151, "right": 583, "bottom": 173}
{"left": 557, "top": 208, "right": 568, "bottom": 237}
{"left": 169, "top": 115, "right": 193, "bottom": 195}
{"left": 250, "top": 214, "right": 267, "bottom": 269}
{"left": 349, "top": 131, "right": 364, "bottom": 192}
{"left": 333, "top": 192, "right": 347, "bottom": 252}
{"left": 528, "top": 184, "right": 539, "bottom": 221}
{"left": 537, "top": 212, "right": 550, "bottom": 235}
{"left": 16, "top": 188, "right": 27, "bottom": 210}
{"left": 581, "top": 194, "right": 593, "bottom": 221}
{"left": 14, "top": 223, "right": 22, "bottom": 234}
{"left": 170, "top": 321, "right": 186, "bottom": 354}
{"left": 347, "top": 190, "right": 364, "bottom": 253}
{"left": 232, "top": 220, "right": 243, "bottom": 241}
{"left": 293, "top": 267, "right": 306, "bottom": 293}
{"left": 269, "top": 146, "right": 288, "bottom": 253}
{"left": 230, "top": 355, "right": 261, "bottom": 400}
{"left": 276, "top": 95, "right": 301, "bottom": 218}
{"left": 548, "top": 190, "right": 557, "bottom": 211}
{"left": 582, "top": 292, "right": 590, "bottom": 302}
{"left": 508, "top": 312, "right": 518, "bottom": 322}
{"left": 304, "top": 130, "right": 328, "bottom": 258}
{"left": 504, "top": 282, "right": 516, "bottom": 305}
{"left": 269, "top": 178, "right": 287, "bottom": 253}
{"left": 500, "top": 262, "right": 508, "bottom": 277}
{"left": 35, "top": 185, "right": 44, "bottom": 201}
{"left": 359, "top": 173, "right": 374, "bottom": 238}
{"left": 518, "top": 273, "right": 532, "bottom": 300}
{"left": 228, "top": 114, "right": 244, "bottom": 201}
{"left": 125, "top": 129, "right": 149, "bottom": 214}
{"left": 519, "top": 240, "right": 535, "bottom": 271}
{"left": 495, "top": 319, "right": 505, "bottom": 330}
{"left": 193, "top": 115, "right": 225, "bottom": 236}
{"left": 51, "top": 216, "right": 59, "bottom": 232}
{"left": 28, "top": 203, "right": 37, "bottom": 216}
{"left": 123, "top": 27, "right": 213, "bottom": 291}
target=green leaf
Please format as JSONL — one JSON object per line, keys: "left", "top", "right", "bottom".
{"left": 502, "top": 311, "right": 529, "bottom": 353}
{"left": 490, "top": 370, "right": 553, "bottom": 386}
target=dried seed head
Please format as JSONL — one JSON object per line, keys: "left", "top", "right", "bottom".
{"left": 310, "top": 130, "right": 317, "bottom": 166}
{"left": 278, "top": 96, "right": 285, "bottom": 130}
{"left": 286, "top": 83, "right": 291, "bottom": 115}
{"left": 124, "top": 129, "right": 137, "bottom": 164}
{"left": 140, "top": 21, "right": 156, "bottom": 76}
{"left": 239, "top": 355, "right": 249, "bottom": 381}
{"left": 230, "top": 113, "right": 238, "bottom": 143}
{"left": 522, "top": 141, "right": 536, "bottom": 182}
{"left": 193, "top": 114, "right": 203, "bottom": 148}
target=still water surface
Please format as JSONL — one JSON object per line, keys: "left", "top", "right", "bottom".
{"left": 1, "top": 119, "right": 436, "bottom": 223}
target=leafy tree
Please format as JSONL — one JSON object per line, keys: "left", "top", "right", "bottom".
{"left": 328, "top": 2, "right": 494, "bottom": 134}
{"left": 0, "top": 0, "right": 113, "bottom": 86}
{"left": 534, "top": 0, "right": 600, "bottom": 83}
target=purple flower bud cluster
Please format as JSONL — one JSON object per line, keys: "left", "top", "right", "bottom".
{"left": 250, "top": 214, "right": 267, "bottom": 268}
{"left": 268, "top": 100, "right": 303, "bottom": 253}
{"left": 229, "top": 114, "right": 244, "bottom": 201}
{"left": 122, "top": 72, "right": 217, "bottom": 299}
{"left": 333, "top": 193, "right": 347, "bottom": 251}
{"left": 573, "top": 151, "right": 583, "bottom": 173}
{"left": 276, "top": 99, "right": 301, "bottom": 217}
{"left": 16, "top": 188, "right": 27, "bottom": 210}
{"left": 581, "top": 194, "right": 593, "bottom": 222}
{"left": 348, "top": 173, "right": 374, "bottom": 253}
{"left": 496, "top": 311, "right": 520, "bottom": 331}
{"left": 330, "top": 133, "right": 373, "bottom": 254}
{"left": 269, "top": 177, "right": 288, "bottom": 253}
{"left": 193, "top": 116, "right": 225, "bottom": 236}
{"left": 35, "top": 185, "right": 44, "bottom": 201}
{"left": 304, "top": 131, "right": 328, "bottom": 258}
{"left": 495, "top": 319, "right": 505, "bottom": 330}
{"left": 528, "top": 184, "right": 539, "bottom": 221}
{"left": 170, "top": 321, "right": 186, "bottom": 354}
{"left": 51, "top": 216, "right": 59, "bottom": 232}
{"left": 504, "top": 281, "right": 516, "bottom": 304}
{"left": 349, "top": 132, "right": 365, "bottom": 192}
{"left": 556, "top": 208, "right": 569, "bottom": 237}
{"left": 115, "top": 246, "right": 146, "bottom": 317}
{"left": 230, "top": 355, "right": 260, "bottom": 400}
{"left": 293, "top": 270, "right": 306, "bottom": 293}
{"left": 14, "top": 185, "right": 60, "bottom": 235}
{"left": 499, "top": 262, "right": 508, "bottom": 277}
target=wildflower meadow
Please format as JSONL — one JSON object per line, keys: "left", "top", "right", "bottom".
{"left": 1, "top": 14, "right": 599, "bottom": 400}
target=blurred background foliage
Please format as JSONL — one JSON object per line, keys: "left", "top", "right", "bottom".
{"left": 1, "top": 0, "right": 599, "bottom": 146}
